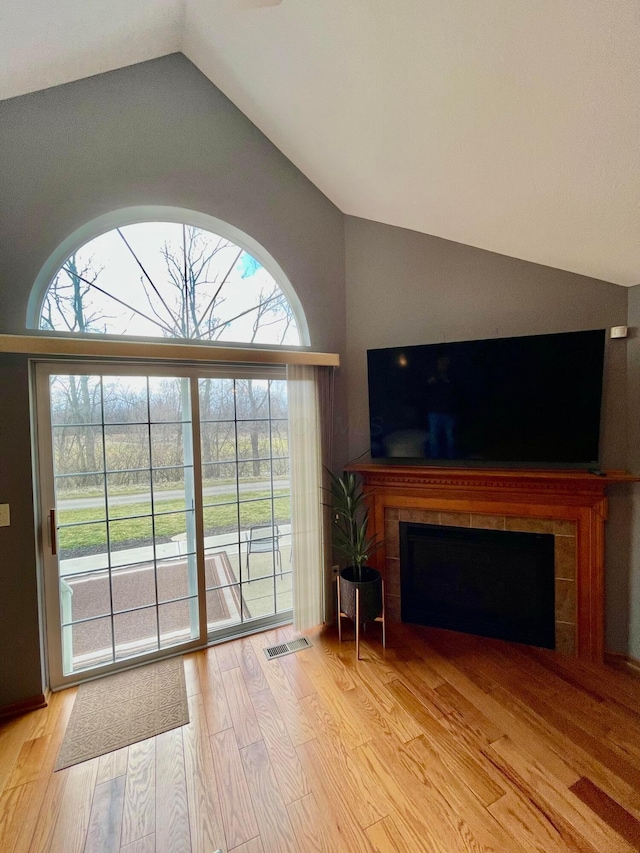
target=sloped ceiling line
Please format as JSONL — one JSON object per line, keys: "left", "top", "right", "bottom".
{"left": 1, "top": 0, "right": 638, "bottom": 286}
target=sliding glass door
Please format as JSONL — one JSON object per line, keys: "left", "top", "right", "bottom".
{"left": 199, "top": 376, "right": 292, "bottom": 637}
{"left": 35, "top": 362, "right": 291, "bottom": 688}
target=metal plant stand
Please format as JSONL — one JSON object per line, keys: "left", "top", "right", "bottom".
{"left": 337, "top": 576, "right": 386, "bottom": 659}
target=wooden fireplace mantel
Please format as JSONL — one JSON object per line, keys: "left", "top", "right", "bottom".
{"left": 347, "top": 461, "right": 637, "bottom": 663}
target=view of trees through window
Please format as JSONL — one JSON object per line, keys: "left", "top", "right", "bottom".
{"left": 49, "top": 371, "right": 291, "bottom": 673}
{"left": 52, "top": 376, "right": 288, "bottom": 493}
{"left": 39, "top": 222, "right": 301, "bottom": 346}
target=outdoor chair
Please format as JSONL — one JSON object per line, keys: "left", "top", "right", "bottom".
{"left": 245, "top": 524, "right": 282, "bottom": 580}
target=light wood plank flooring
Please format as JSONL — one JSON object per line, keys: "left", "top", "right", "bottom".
{"left": 3, "top": 622, "right": 640, "bottom": 852}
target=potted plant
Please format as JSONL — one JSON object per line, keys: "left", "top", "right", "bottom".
{"left": 326, "top": 469, "right": 384, "bottom": 635}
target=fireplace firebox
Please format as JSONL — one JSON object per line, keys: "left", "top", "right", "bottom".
{"left": 400, "top": 522, "right": 556, "bottom": 648}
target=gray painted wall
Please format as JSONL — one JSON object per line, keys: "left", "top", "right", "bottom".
{"left": 0, "top": 54, "right": 346, "bottom": 707}
{"left": 344, "top": 215, "right": 632, "bottom": 654}
{"left": 0, "top": 354, "right": 43, "bottom": 704}
{"left": 0, "top": 53, "right": 345, "bottom": 350}
{"left": 622, "top": 286, "right": 640, "bottom": 658}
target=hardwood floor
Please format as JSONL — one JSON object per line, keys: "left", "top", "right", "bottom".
{"left": 3, "top": 622, "right": 640, "bottom": 851}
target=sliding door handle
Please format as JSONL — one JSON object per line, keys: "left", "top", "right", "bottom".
{"left": 49, "top": 509, "right": 57, "bottom": 556}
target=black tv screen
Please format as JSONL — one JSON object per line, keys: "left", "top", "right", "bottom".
{"left": 367, "top": 329, "right": 606, "bottom": 468}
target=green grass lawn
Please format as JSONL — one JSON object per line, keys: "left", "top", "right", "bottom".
{"left": 58, "top": 488, "right": 290, "bottom": 551}
{"left": 54, "top": 472, "right": 287, "bottom": 500}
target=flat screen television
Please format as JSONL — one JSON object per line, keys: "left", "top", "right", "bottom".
{"left": 367, "top": 329, "right": 606, "bottom": 468}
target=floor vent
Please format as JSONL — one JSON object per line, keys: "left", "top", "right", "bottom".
{"left": 264, "top": 636, "right": 312, "bottom": 660}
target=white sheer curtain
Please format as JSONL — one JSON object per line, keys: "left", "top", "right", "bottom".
{"left": 287, "top": 365, "right": 333, "bottom": 630}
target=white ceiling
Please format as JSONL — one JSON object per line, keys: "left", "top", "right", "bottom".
{"left": 1, "top": 1, "right": 638, "bottom": 286}
{"left": 0, "top": 1, "right": 183, "bottom": 99}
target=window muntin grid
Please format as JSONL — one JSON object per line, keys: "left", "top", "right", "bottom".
{"left": 52, "top": 373, "right": 199, "bottom": 674}
{"left": 49, "top": 367, "right": 291, "bottom": 676}
{"left": 199, "top": 377, "right": 291, "bottom": 631}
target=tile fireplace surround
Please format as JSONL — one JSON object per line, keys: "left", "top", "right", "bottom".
{"left": 348, "top": 462, "right": 637, "bottom": 663}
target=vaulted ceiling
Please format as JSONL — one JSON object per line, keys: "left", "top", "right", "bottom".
{"left": 1, "top": 1, "right": 638, "bottom": 286}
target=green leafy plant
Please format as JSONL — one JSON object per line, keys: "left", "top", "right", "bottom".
{"left": 326, "top": 469, "right": 382, "bottom": 581}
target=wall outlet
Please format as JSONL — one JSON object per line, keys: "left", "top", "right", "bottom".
{"left": 0, "top": 504, "right": 10, "bottom": 527}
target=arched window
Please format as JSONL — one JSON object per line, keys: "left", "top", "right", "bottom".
{"left": 32, "top": 211, "right": 305, "bottom": 347}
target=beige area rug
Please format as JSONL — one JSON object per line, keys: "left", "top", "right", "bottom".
{"left": 55, "top": 657, "right": 189, "bottom": 771}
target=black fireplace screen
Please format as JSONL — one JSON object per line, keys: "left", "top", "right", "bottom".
{"left": 399, "top": 522, "right": 555, "bottom": 648}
